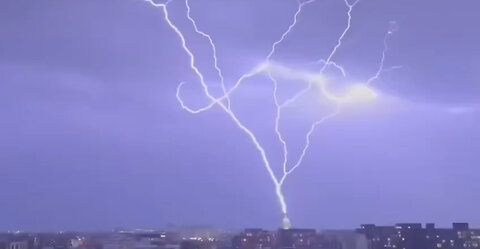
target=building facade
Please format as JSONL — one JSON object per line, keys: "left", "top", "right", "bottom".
{"left": 356, "top": 223, "right": 480, "bottom": 249}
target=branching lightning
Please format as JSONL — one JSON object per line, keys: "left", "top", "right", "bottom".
{"left": 144, "top": 0, "right": 399, "bottom": 228}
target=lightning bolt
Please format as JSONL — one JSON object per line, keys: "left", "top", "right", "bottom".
{"left": 185, "top": 0, "right": 230, "bottom": 109}
{"left": 143, "top": 0, "right": 399, "bottom": 228}
{"left": 144, "top": 0, "right": 288, "bottom": 225}
{"left": 366, "top": 30, "right": 403, "bottom": 86}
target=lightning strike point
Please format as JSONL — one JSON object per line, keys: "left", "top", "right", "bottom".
{"left": 282, "top": 214, "right": 292, "bottom": 229}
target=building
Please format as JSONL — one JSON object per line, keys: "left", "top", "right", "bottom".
{"left": 232, "top": 229, "right": 274, "bottom": 249}
{"left": 9, "top": 242, "right": 28, "bottom": 249}
{"left": 318, "top": 230, "right": 368, "bottom": 249}
{"left": 275, "top": 228, "right": 317, "bottom": 249}
{"left": 232, "top": 228, "right": 367, "bottom": 249}
{"left": 356, "top": 223, "right": 480, "bottom": 249}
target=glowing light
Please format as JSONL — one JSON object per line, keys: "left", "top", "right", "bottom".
{"left": 282, "top": 214, "right": 292, "bottom": 230}
{"left": 143, "top": 0, "right": 399, "bottom": 228}
{"left": 326, "top": 83, "right": 378, "bottom": 104}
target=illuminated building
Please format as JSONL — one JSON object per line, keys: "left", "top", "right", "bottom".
{"left": 356, "top": 223, "right": 480, "bottom": 249}
{"left": 232, "top": 229, "right": 274, "bottom": 249}
{"left": 232, "top": 228, "right": 367, "bottom": 249}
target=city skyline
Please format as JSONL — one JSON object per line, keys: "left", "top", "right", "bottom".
{"left": 3, "top": 222, "right": 480, "bottom": 249}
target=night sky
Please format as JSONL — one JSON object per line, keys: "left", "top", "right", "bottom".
{"left": 1, "top": 0, "right": 479, "bottom": 231}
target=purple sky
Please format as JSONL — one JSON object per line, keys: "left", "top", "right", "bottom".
{"left": 1, "top": 0, "right": 479, "bottom": 231}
